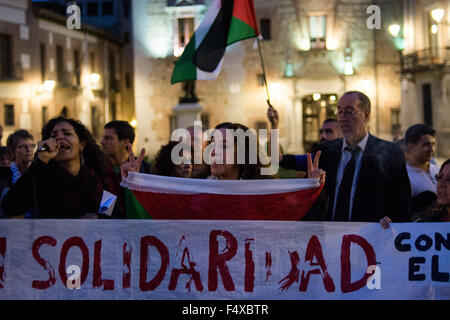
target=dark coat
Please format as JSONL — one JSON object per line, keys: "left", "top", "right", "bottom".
{"left": 1, "top": 158, "right": 103, "bottom": 219}
{"left": 283, "top": 134, "right": 412, "bottom": 222}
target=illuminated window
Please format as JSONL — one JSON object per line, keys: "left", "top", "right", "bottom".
{"left": 176, "top": 17, "right": 194, "bottom": 56}
{"left": 309, "top": 15, "right": 327, "bottom": 49}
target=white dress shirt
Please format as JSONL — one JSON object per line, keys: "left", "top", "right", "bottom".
{"left": 331, "top": 132, "right": 369, "bottom": 221}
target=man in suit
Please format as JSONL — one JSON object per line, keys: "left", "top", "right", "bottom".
{"left": 269, "top": 91, "right": 411, "bottom": 224}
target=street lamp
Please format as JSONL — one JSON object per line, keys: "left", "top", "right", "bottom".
{"left": 388, "top": 24, "right": 400, "bottom": 37}
{"left": 431, "top": 8, "right": 444, "bottom": 23}
{"left": 388, "top": 24, "right": 405, "bottom": 71}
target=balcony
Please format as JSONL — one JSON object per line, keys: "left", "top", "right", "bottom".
{"left": 401, "top": 47, "right": 450, "bottom": 74}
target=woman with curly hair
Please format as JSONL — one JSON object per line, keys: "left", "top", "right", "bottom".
{"left": 153, "top": 141, "right": 192, "bottom": 178}
{"left": 1, "top": 117, "right": 107, "bottom": 219}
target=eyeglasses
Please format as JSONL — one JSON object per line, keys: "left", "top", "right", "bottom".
{"left": 16, "top": 143, "right": 36, "bottom": 150}
{"left": 435, "top": 174, "right": 450, "bottom": 186}
{"left": 337, "top": 108, "right": 360, "bottom": 117}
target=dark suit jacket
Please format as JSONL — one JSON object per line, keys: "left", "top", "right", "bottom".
{"left": 282, "top": 134, "right": 412, "bottom": 222}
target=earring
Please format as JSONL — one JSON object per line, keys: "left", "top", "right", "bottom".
{"left": 80, "top": 151, "right": 85, "bottom": 167}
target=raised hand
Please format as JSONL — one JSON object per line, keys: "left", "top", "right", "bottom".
{"left": 379, "top": 216, "right": 392, "bottom": 229}
{"left": 267, "top": 104, "right": 279, "bottom": 129}
{"left": 307, "top": 150, "right": 325, "bottom": 184}
{"left": 120, "top": 143, "right": 146, "bottom": 177}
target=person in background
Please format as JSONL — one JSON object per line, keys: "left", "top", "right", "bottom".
{"left": 404, "top": 124, "right": 439, "bottom": 214}
{"left": 0, "top": 146, "right": 11, "bottom": 167}
{"left": 0, "top": 130, "right": 35, "bottom": 218}
{"left": 267, "top": 107, "right": 340, "bottom": 176}
{"left": 153, "top": 141, "right": 192, "bottom": 178}
{"left": 0, "top": 124, "right": 3, "bottom": 146}
{"left": 101, "top": 120, "right": 152, "bottom": 218}
{"left": 413, "top": 159, "right": 450, "bottom": 222}
{"left": 2, "top": 117, "right": 107, "bottom": 219}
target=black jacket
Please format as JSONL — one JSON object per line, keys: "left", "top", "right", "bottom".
{"left": 283, "top": 134, "right": 412, "bottom": 222}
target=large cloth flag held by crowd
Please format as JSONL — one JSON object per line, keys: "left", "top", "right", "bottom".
{"left": 121, "top": 172, "right": 323, "bottom": 220}
{"left": 171, "top": 0, "right": 260, "bottom": 84}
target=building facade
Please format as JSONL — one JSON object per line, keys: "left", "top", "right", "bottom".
{"left": 0, "top": 0, "right": 132, "bottom": 142}
{"left": 133, "top": 0, "right": 405, "bottom": 159}
{"left": 400, "top": 0, "right": 449, "bottom": 158}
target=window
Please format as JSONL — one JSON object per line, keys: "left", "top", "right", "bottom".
{"left": 391, "top": 108, "right": 401, "bottom": 135}
{"left": 74, "top": 50, "right": 80, "bottom": 86}
{"left": 56, "top": 45, "right": 64, "bottom": 84}
{"left": 4, "top": 104, "right": 14, "bottom": 126}
{"left": 87, "top": 2, "right": 98, "bottom": 16}
{"left": 108, "top": 51, "right": 116, "bottom": 90}
{"left": 0, "top": 34, "right": 13, "bottom": 78}
{"left": 309, "top": 15, "right": 327, "bottom": 49}
{"left": 176, "top": 17, "right": 194, "bottom": 56}
{"left": 257, "top": 74, "right": 265, "bottom": 86}
{"left": 422, "top": 83, "right": 433, "bottom": 127}
{"left": 42, "top": 106, "right": 48, "bottom": 126}
{"left": 110, "top": 102, "right": 116, "bottom": 121}
{"left": 123, "top": 0, "right": 130, "bottom": 18}
{"left": 89, "top": 52, "right": 95, "bottom": 73}
{"left": 102, "top": 1, "right": 113, "bottom": 15}
{"left": 260, "top": 19, "right": 271, "bottom": 40}
{"left": 40, "top": 43, "right": 46, "bottom": 82}
{"left": 125, "top": 72, "right": 131, "bottom": 88}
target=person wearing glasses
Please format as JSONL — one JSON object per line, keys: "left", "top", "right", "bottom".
{"left": 413, "top": 159, "right": 450, "bottom": 222}
{"left": 268, "top": 91, "right": 411, "bottom": 225}
{"left": 0, "top": 129, "right": 35, "bottom": 218}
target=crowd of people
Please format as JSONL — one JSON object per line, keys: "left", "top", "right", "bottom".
{"left": 0, "top": 90, "right": 448, "bottom": 224}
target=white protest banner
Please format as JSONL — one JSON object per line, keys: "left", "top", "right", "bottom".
{"left": 0, "top": 220, "right": 448, "bottom": 300}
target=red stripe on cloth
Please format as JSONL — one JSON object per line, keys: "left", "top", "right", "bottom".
{"left": 131, "top": 184, "right": 323, "bottom": 220}
{"left": 232, "top": 0, "right": 260, "bottom": 35}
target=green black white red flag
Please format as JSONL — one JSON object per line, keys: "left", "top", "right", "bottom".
{"left": 171, "top": 0, "right": 260, "bottom": 84}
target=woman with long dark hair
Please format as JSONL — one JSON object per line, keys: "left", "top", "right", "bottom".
{"left": 2, "top": 117, "right": 107, "bottom": 219}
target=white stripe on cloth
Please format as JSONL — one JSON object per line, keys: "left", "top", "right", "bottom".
{"left": 195, "top": 0, "right": 221, "bottom": 47}
{"left": 121, "top": 172, "right": 321, "bottom": 195}
{"left": 194, "top": 0, "right": 223, "bottom": 79}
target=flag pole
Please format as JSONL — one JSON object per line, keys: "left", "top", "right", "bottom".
{"left": 256, "top": 37, "right": 272, "bottom": 107}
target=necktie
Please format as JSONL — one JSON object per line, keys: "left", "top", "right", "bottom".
{"left": 334, "top": 146, "right": 361, "bottom": 221}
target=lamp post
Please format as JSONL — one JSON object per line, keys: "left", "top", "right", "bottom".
{"left": 388, "top": 24, "right": 405, "bottom": 72}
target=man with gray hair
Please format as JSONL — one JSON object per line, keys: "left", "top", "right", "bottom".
{"left": 271, "top": 91, "right": 411, "bottom": 224}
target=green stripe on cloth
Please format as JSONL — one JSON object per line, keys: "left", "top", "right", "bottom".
{"left": 124, "top": 188, "right": 151, "bottom": 219}
{"left": 171, "top": 34, "right": 198, "bottom": 84}
{"left": 227, "top": 16, "right": 257, "bottom": 46}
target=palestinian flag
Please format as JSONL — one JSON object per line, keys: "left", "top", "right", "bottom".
{"left": 121, "top": 173, "right": 323, "bottom": 220}
{"left": 171, "top": 0, "right": 260, "bottom": 84}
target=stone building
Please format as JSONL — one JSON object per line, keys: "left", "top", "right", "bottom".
{"left": 400, "top": 0, "right": 449, "bottom": 158}
{"left": 133, "top": 0, "right": 405, "bottom": 159}
{"left": 0, "top": 0, "right": 131, "bottom": 142}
